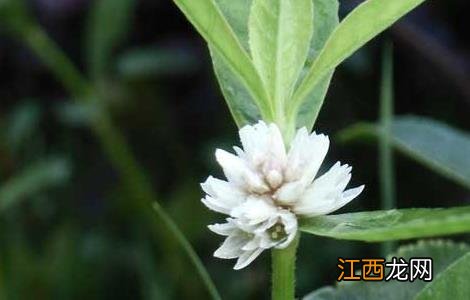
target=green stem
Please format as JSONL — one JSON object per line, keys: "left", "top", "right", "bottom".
{"left": 22, "top": 25, "right": 90, "bottom": 99}
{"left": 272, "top": 233, "right": 300, "bottom": 300}
{"left": 19, "top": 25, "right": 221, "bottom": 300}
{"left": 0, "top": 249, "right": 5, "bottom": 299}
{"left": 379, "top": 40, "right": 396, "bottom": 256}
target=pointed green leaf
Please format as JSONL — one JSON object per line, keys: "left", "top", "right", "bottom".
{"left": 300, "top": 207, "right": 470, "bottom": 242}
{"left": 414, "top": 252, "right": 470, "bottom": 300}
{"left": 209, "top": 0, "right": 263, "bottom": 127}
{"left": 249, "top": 0, "right": 313, "bottom": 116}
{"left": 86, "top": 0, "right": 136, "bottom": 80}
{"left": 295, "top": 0, "right": 339, "bottom": 130}
{"left": 116, "top": 47, "right": 199, "bottom": 79}
{"left": 173, "top": 0, "right": 272, "bottom": 122}
{"left": 210, "top": 51, "right": 262, "bottom": 126}
{"left": 338, "top": 116, "right": 470, "bottom": 190}
{"left": 291, "top": 0, "right": 426, "bottom": 120}
{"left": 0, "top": 158, "right": 71, "bottom": 211}
{"left": 303, "top": 240, "right": 470, "bottom": 300}
{"left": 215, "top": 0, "right": 251, "bottom": 49}
{"left": 208, "top": 0, "right": 339, "bottom": 129}
{"left": 5, "top": 101, "right": 41, "bottom": 153}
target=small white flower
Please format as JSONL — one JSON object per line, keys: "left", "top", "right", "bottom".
{"left": 202, "top": 121, "right": 364, "bottom": 269}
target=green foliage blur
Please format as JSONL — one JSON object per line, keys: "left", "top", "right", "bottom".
{"left": 0, "top": 0, "right": 469, "bottom": 299}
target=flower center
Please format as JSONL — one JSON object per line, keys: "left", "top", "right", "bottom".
{"left": 267, "top": 223, "right": 287, "bottom": 242}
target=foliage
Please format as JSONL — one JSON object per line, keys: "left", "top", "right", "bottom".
{"left": 338, "top": 116, "right": 470, "bottom": 189}
{"left": 86, "top": 0, "right": 136, "bottom": 81}
{"left": 300, "top": 207, "right": 470, "bottom": 241}
{"left": 0, "top": 158, "right": 71, "bottom": 211}
{"left": 175, "top": 0, "right": 428, "bottom": 137}
{"left": 0, "top": 0, "right": 469, "bottom": 299}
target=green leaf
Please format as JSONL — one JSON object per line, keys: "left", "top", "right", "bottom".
{"left": 338, "top": 116, "right": 470, "bottom": 190}
{"left": 86, "top": 0, "right": 136, "bottom": 80}
{"left": 209, "top": 0, "right": 260, "bottom": 127}
{"left": 173, "top": 0, "right": 272, "bottom": 122}
{"left": 291, "top": 0, "right": 426, "bottom": 122}
{"left": 211, "top": 0, "right": 339, "bottom": 129}
{"left": 0, "top": 158, "right": 71, "bottom": 211}
{"left": 215, "top": 0, "right": 251, "bottom": 49}
{"left": 54, "top": 101, "right": 101, "bottom": 127}
{"left": 116, "top": 47, "right": 199, "bottom": 79}
{"left": 295, "top": 0, "right": 339, "bottom": 130}
{"left": 210, "top": 51, "right": 262, "bottom": 126}
{"left": 5, "top": 101, "right": 41, "bottom": 153}
{"left": 300, "top": 207, "right": 470, "bottom": 242}
{"left": 414, "top": 252, "right": 470, "bottom": 300}
{"left": 303, "top": 240, "right": 470, "bottom": 300}
{"left": 248, "top": 0, "right": 313, "bottom": 118}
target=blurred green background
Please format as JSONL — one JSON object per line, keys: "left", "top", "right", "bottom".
{"left": 0, "top": 0, "right": 469, "bottom": 299}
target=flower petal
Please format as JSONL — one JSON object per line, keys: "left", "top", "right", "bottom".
{"left": 274, "top": 181, "right": 306, "bottom": 205}
{"left": 266, "top": 123, "right": 287, "bottom": 165}
{"left": 241, "top": 237, "right": 261, "bottom": 251}
{"left": 231, "top": 196, "right": 277, "bottom": 225}
{"left": 342, "top": 185, "right": 365, "bottom": 202}
{"left": 285, "top": 129, "right": 329, "bottom": 184}
{"left": 202, "top": 196, "right": 231, "bottom": 214}
{"left": 214, "top": 234, "right": 248, "bottom": 259}
{"left": 208, "top": 220, "right": 238, "bottom": 236}
{"left": 278, "top": 210, "right": 298, "bottom": 233}
{"left": 258, "top": 233, "right": 277, "bottom": 248}
{"left": 239, "top": 121, "right": 270, "bottom": 165}
{"left": 215, "top": 149, "right": 269, "bottom": 193}
{"left": 201, "top": 176, "right": 245, "bottom": 214}
{"left": 274, "top": 211, "right": 298, "bottom": 249}
{"left": 294, "top": 162, "right": 364, "bottom": 216}
{"left": 253, "top": 216, "right": 278, "bottom": 234}
{"left": 233, "top": 248, "right": 264, "bottom": 270}
{"left": 239, "top": 121, "right": 286, "bottom": 167}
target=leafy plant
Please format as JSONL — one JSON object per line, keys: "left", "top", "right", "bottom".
{"left": 0, "top": 0, "right": 468, "bottom": 299}
{"left": 174, "top": 0, "right": 427, "bottom": 138}
{"left": 172, "top": 0, "right": 470, "bottom": 298}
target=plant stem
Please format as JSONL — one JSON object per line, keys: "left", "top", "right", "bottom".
{"left": 22, "top": 25, "right": 90, "bottom": 99}
{"left": 272, "top": 233, "right": 300, "bottom": 300}
{"left": 0, "top": 249, "right": 5, "bottom": 299}
{"left": 20, "top": 25, "right": 221, "bottom": 300}
{"left": 379, "top": 41, "right": 396, "bottom": 256}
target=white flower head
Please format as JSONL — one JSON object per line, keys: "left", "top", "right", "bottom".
{"left": 202, "top": 121, "right": 364, "bottom": 269}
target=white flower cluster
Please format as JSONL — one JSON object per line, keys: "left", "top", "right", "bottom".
{"left": 202, "top": 121, "right": 364, "bottom": 269}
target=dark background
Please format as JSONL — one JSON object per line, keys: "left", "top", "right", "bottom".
{"left": 0, "top": 0, "right": 469, "bottom": 299}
